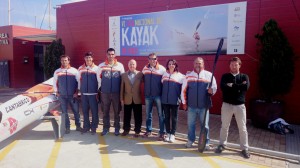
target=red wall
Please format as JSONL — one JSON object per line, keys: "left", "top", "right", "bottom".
{"left": 56, "top": 0, "right": 300, "bottom": 124}
{"left": 0, "top": 25, "right": 54, "bottom": 88}
{"left": 0, "top": 26, "right": 13, "bottom": 61}
{"left": 11, "top": 39, "right": 35, "bottom": 88}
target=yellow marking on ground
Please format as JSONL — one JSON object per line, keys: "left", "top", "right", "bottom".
{"left": 46, "top": 124, "right": 77, "bottom": 168}
{"left": 130, "top": 139, "right": 219, "bottom": 167}
{"left": 143, "top": 141, "right": 167, "bottom": 168}
{"left": 99, "top": 135, "right": 111, "bottom": 168}
{"left": 121, "top": 136, "right": 271, "bottom": 168}
{"left": 46, "top": 139, "right": 62, "bottom": 168}
{"left": 0, "top": 140, "right": 18, "bottom": 161}
{"left": 0, "top": 124, "right": 33, "bottom": 161}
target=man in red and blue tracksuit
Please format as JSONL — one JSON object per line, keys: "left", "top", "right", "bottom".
{"left": 181, "top": 57, "right": 217, "bottom": 150}
{"left": 78, "top": 52, "right": 99, "bottom": 135}
{"left": 142, "top": 53, "right": 166, "bottom": 140}
{"left": 97, "top": 48, "right": 125, "bottom": 136}
{"left": 53, "top": 55, "right": 82, "bottom": 134}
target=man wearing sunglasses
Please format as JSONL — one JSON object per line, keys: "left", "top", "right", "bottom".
{"left": 142, "top": 53, "right": 166, "bottom": 140}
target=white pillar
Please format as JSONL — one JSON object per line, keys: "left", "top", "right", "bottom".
{"left": 49, "top": 0, "right": 51, "bottom": 30}
{"left": 8, "top": 0, "right": 11, "bottom": 25}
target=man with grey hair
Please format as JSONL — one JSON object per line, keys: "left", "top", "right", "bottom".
{"left": 181, "top": 57, "right": 217, "bottom": 150}
{"left": 120, "top": 59, "right": 143, "bottom": 137}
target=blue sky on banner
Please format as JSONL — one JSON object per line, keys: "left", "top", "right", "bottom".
{"left": 0, "top": 0, "right": 85, "bottom": 30}
{"left": 118, "top": 4, "right": 228, "bottom": 56}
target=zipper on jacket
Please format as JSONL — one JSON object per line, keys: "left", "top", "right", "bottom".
{"left": 66, "top": 69, "right": 68, "bottom": 96}
{"left": 197, "top": 73, "right": 199, "bottom": 107}
{"left": 150, "top": 69, "right": 152, "bottom": 96}
{"left": 167, "top": 73, "right": 171, "bottom": 103}
{"left": 86, "top": 68, "right": 89, "bottom": 93}
{"left": 110, "top": 67, "right": 113, "bottom": 93}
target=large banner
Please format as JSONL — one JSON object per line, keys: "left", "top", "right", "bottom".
{"left": 109, "top": 2, "right": 246, "bottom": 56}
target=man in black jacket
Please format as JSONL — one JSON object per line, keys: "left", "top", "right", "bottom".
{"left": 215, "top": 57, "right": 251, "bottom": 159}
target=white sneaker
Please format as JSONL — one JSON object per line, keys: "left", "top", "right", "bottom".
{"left": 169, "top": 134, "right": 175, "bottom": 143}
{"left": 185, "top": 141, "right": 193, "bottom": 148}
{"left": 205, "top": 144, "right": 215, "bottom": 151}
{"left": 164, "top": 133, "right": 170, "bottom": 142}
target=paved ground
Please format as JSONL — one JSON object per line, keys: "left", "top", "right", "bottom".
{"left": 0, "top": 88, "right": 300, "bottom": 168}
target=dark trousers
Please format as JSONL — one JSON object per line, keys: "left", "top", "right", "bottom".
{"left": 101, "top": 93, "right": 121, "bottom": 131}
{"left": 81, "top": 95, "right": 99, "bottom": 130}
{"left": 59, "top": 95, "right": 80, "bottom": 129}
{"left": 123, "top": 102, "right": 142, "bottom": 133}
{"left": 163, "top": 104, "right": 179, "bottom": 135}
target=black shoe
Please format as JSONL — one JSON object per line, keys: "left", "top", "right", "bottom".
{"left": 142, "top": 132, "right": 152, "bottom": 137}
{"left": 121, "top": 131, "right": 129, "bottom": 136}
{"left": 65, "top": 128, "right": 70, "bottom": 134}
{"left": 158, "top": 133, "right": 165, "bottom": 141}
{"left": 76, "top": 126, "right": 83, "bottom": 132}
{"left": 101, "top": 129, "right": 109, "bottom": 136}
{"left": 91, "top": 128, "right": 96, "bottom": 135}
{"left": 215, "top": 145, "right": 225, "bottom": 154}
{"left": 114, "top": 129, "right": 120, "bottom": 136}
{"left": 81, "top": 128, "right": 89, "bottom": 134}
{"left": 241, "top": 150, "right": 250, "bottom": 159}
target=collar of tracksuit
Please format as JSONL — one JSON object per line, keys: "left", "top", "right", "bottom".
{"left": 82, "top": 63, "right": 96, "bottom": 68}
{"left": 146, "top": 62, "right": 160, "bottom": 70}
{"left": 105, "top": 58, "right": 118, "bottom": 66}
{"left": 60, "top": 65, "right": 71, "bottom": 69}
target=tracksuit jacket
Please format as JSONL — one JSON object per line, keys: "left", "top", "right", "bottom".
{"left": 53, "top": 65, "right": 79, "bottom": 96}
{"left": 181, "top": 70, "right": 217, "bottom": 108}
{"left": 97, "top": 59, "right": 125, "bottom": 94}
{"left": 142, "top": 63, "right": 166, "bottom": 97}
{"left": 77, "top": 63, "right": 99, "bottom": 95}
{"left": 161, "top": 71, "right": 185, "bottom": 105}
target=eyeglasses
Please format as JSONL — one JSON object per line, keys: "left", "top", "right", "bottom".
{"left": 149, "top": 58, "right": 157, "bottom": 60}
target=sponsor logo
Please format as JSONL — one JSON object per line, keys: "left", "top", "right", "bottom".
{"left": 112, "top": 72, "right": 120, "bottom": 78}
{"left": 5, "top": 97, "right": 31, "bottom": 113}
{"left": 233, "top": 20, "right": 243, "bottom": 23}
{"left": 24, "top": 108, "right": 34, "bottom": 116}
{"left": 232, "top": 39, "right": 240, "bottom": 43}
{"left": 234, "top": 7, "right": 240, "bottom": 11}
{"left": 103, "top": 71, "right": 111, "bottom": 79}
{"left": 234, "top": 14, "right": 241, "bottom": 17}
{"left": 103, "top": 71, "right": 120, "bottom": 79}
{"left": 232, "top": 34, "right": 241, "bottom": 37}
{"left": 234, "top": 26, "right": 240, "bottom": 31}
{"left": 231, "top": 44, "right": 241, "bottom": 47}
{"left": 2, "top": 117, "right": 18, "bottom": 134}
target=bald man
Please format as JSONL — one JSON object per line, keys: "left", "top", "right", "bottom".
{"left": 181, "top": 57, "right": 217, "bottom": 150}
{"left": 120, "top": 59, "right": 144, "bottom": 137}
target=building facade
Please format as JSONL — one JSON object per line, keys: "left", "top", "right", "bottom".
{"left": 55, "top": 0, "right": 300, "bottom": 124}
{"left": 1, "top": 0, "right": 299, "bottom": 124}
{"left": 0, "top": 25, "right": 54, "bottom": 88}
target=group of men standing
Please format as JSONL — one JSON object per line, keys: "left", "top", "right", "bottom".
{"left": 53, "top": 48, "right": 251, "bottom": 159}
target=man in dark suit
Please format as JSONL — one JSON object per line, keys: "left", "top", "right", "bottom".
{"left": 120, "top": 59, "right": 143, "bottom": 137}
